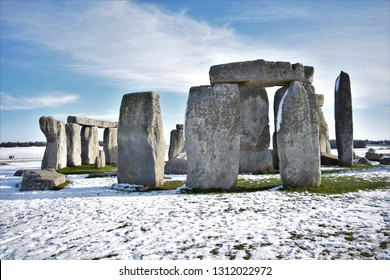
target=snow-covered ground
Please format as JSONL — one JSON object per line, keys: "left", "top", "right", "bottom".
{"left": 0, "top": 147, "right": 389, "bottom": 260}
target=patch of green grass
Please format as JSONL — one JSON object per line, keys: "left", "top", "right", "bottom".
{"left": 283, "top": 175, "right": 389, "bottom": 194}
{"left": 147, "top": 180, "right": 185, "bottom": 191}
{"left": 57, "top": 164, "right": 117, "bottom": 175}
{"left": 321, "top": 164, "right": 383, "bottom": 174}
{"left": 186, "top": 178, "right": 282, "bottom": 194}
{"left": 360, "top": 251, "right": 374, "bottom": 258}
{"left": 53, "top": 180, "right": 71, "bottom": 190}
{"left": 379, "top": 242, "right": 388, "bottom": 249}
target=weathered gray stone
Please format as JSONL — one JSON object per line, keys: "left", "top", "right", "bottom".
{"left": 365, "top": 149, "right": 381, "bottom": 161}
{"left": 66, "top": 123, "right": 81, "bottom": 167}
{"left": 81, "top": 126, "right": 99, "bottom": 165}
{"left": 380, "top": 157, "right": 390, "bottom": 165}
{"left": 164, "top": 153, "right": 188, "bottom": 174}
{"left": 357, "top": 157, "right": 371, "bottom": 165}
{"left": 321, "top": 152, "right": 339, "bottom": 166}
{"left": 20, "top": 169, "right": 66, "bottom": 191}
{"left": 316, "top": 94, "right": 331, "bottom": 154}
{"left": 95, "top": 150, "right": 106, "bottom": 169}
{"left": 117, "top": 92, "right": 165, "bottom": 186}
{"left": 335, "top": 71, "right": 353, "bottom": 167}
{"left": 276, "top": 81, "right": 321, "bottom": 187}
{"left": 185, "top": 84, "right": 240, "bottom": 190}
{"left": 39, "top": 116, "right": 67, "bottom": 170}
{"left": 239, "top": 86, "right": 273, "bottom": 173}
{"left": 103, "top": 127, "right": 118, "bottom": 164}
{"left": 209, "top": 59, "right": 314, "bottom": 87}
{"left": 168, "top": 124, "right": 185, "bottom": 160}
{"left": 272, "top": 86, "right": 290, "bottom": 170}
{"left": 67, "top": 116, "right": 118, "bottom": 128}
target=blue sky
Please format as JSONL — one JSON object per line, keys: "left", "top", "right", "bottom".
{"left": 1, "top": 0, "right": 389, "bottom": 143}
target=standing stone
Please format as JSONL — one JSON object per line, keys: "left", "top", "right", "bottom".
{"left": 316, "top": 94, "right": 331, "bottom": 154}
{"left": 239, "top": 86, "right": 273, "bottom": 174}
{"left": 272, "top": 86, "right": 290, "bottom": 171}
{"left": 95, "top": 150, "right": 106, "bottom": 169}
{"left": 65, "top": 123, "right": 81, "bottom": 167}
{"left": 276, "top": 81, "right": 321, "bottom": 187}
{"left": 117, "top": 92, "right": 165, "bottom": 186}
{"left": 185, "top": 84, "right": 241, "bottom": 190}
{"left": 335, "top": 71, "right": 353, "bottom": 167}
{"left": 39, "top": 116, "right": 67, "bottom": 169}
{"left": 103, "top": 127, "right": 118, "bottom": 164}
{"left": 168, "top": 124, "right": 185, "bottom": 160}
{"left": 81, "top": 126, "right": 99, "bottom": 165}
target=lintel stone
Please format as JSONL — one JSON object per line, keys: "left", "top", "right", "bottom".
{"left": 209, "top": 59, "right": 314, "bottom": 87}
{"left": 67, "top": 116, "right": 118, "bottom": 128}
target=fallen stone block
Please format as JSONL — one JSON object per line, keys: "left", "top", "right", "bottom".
{"left": 320, "top": 153, "right": 339, "bottom": 166}
{"left": 20, "top": 169, "right": 66, "bottom": 191}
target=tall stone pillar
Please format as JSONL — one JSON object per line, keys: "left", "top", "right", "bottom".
{"left": 39, "top": 116, "right": 67, "bottom": 169}
{"left": 239, "top": 86, "right": 273, "bottom": 174}
{"left": 276, "top": 81, "right": 321, "bottom": 187}
{"left": 168, "top": 124, "right": 185, "bottom": 160}
{"left": 316, "top": 94, "right": 331, "bottom": 154}
{"left": 66, "top": 123, "right": 81, "bottom": 167}
{"left": 103, "top": 127, "right": 118, "bottom": 164}
{"left": 185, "top": 84, "right": 241, "bottom": 190}
{"left": 335, "top": 71, "right": 353, "bottom": 167}
{"left": 81, "top": 126, "right": 99, "bottom": 165}
{"left": 117, "top": 92, "right": 165, "bottom": 186}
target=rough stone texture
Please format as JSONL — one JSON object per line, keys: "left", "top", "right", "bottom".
{"left": 321, "top": 152, "right": 339, "bottom": 166}
{"left": 276, "top": 81, "right": 321, "bottom": 187}
{"left": 20, "top": 169, "right": 66, "bottom": 191}
{"left": 39, "top": 116, "right": 67, "bottom": 170}
{"left": 164, "top": 153, "right": 188, "bottom": 174}
{"left": 95, "top": 150, "right": 106, "bottom": 169}
{"left": 357, "top": 157, "right": 371, "bottom": 165}
{"left": 239, "top": 86, "right": 273, "bottom": 173}
{"left": 168, "top": 124, "right": 185, "bottom": 160}
{"left": 272, "top": 86, "right": 290, "bottom": 170}
{"left": 67, "top": 116, "right": 118, "bottom": 128}
{"left": 365, "top": 148, "right": 381, "bottom": 161}
{"left": 316, "top": 94, "right": 331, "bottom": 154}
{"left": 103, "top": 127, "right": 118, "bottom": 164}
{"left": 65, "top": 123, "right": 82, "bottom": 167}
{"left": 13, "top": 170, "right": 24, "bottom": 177}
{"left": 335, "top": 71, "right": 353, "bottom": 167}
{"left": 117, "top": 92, "right": 165, "bottom": 186}
{"left": 185, "top": 84, "right": 240, "bottom": 190}
{"left": 81, "top": 126, "right": 100, "bottom": 165}
{"left": 209, "top": 59, "right": 314, "bottom": 87}
{"left": 380, "top": 157, "right": 390, "bottom": 165}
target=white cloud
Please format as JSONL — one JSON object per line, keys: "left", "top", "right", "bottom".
{"left": 1, "top": 0, "right": 288, "bottom": 93}
{"left": 1, "top": 0, "right": 388, "bottom": 140}
{"left": 0, "top": 92, "right": 80, "bottom": 110}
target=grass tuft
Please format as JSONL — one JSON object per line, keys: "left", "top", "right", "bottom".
{"left": 57, "top": 164, "right": 117, "bottom": 175}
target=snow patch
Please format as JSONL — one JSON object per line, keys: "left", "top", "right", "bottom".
{"left": 276, "top": 89, "right": 289, "bottom": 132}
{"left": 335, "top": 75, "right": 340, "bottom": 92}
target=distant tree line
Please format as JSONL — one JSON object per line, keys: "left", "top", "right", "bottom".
{"left": 329, "top": 139, "right": 390, "bottom": 149}
{"left": 0, "top": 141, "right": 47, "bottom": 148}
{"left": 1, "top": 141, "right": 105, "bottom": 147}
